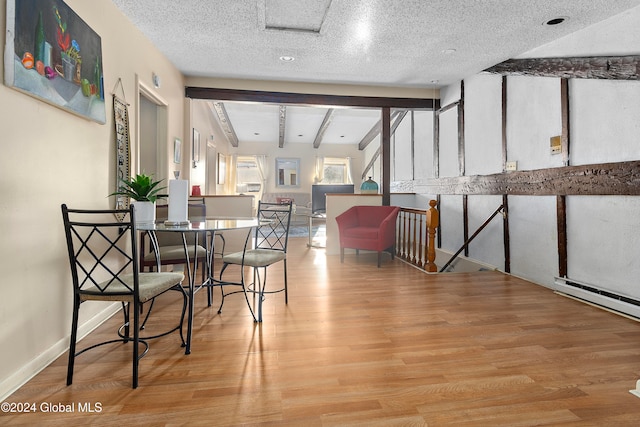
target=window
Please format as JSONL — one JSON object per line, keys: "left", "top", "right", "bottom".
{"left": 236, "top": 156, "right": 261, "bottom": 193}
{"left": 322, "top": 157, "right": 349, "bottom": 184}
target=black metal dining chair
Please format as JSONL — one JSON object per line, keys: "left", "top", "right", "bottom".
{"left": 217, "top": 201, "right": 292, "bottom": 322}
{"left": 61, "top": 204, "right": 187, "bottom": 388}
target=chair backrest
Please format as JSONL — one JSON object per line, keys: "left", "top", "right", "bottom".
{"left": 254, "top": 201, "right": 292, "bottom": 252}
{"left": 354, "top": 205, "right": 400, "bottom": 227}
{"left": 61, "top": 204, "right": 139, "bottom": 297}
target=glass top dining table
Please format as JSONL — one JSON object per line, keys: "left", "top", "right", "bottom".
{"left": 137, "top": 217, "right": 265, "bottom": 354}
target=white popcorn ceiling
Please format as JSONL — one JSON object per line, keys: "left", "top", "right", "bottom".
{"left": 111, "top": 0, "right": 640, "bottom": 88}
{"left": 110, "top": 0, "right": 640, "bottom": 146}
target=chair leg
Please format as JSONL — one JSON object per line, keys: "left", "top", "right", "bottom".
{"left": 257, "top": 267, "right": 268, "bottom": 323}
{"left": 66, "top": 298, "right": 80, "bottom": 386}
{"left": 340, "top": 247, "right": 344, "bottom": 263}
{"left": 217, "top": 263, "right": 230, "bottom": 314}
{"left": 284, "top": 259, "right": 288, "bottom": 304}
{"left": 132, "top": 300, "right": 140, "bottom": 389}
{"left": 377, "top": 251, "right": 382, "bottom": 268}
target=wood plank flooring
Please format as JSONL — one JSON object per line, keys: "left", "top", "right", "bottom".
{"left": 3, "top": 237, "right": 640, "bottom": 426}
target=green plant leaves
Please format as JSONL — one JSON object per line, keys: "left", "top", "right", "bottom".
{"left": 109, "top": 173, "right": 167, "bottom": 202}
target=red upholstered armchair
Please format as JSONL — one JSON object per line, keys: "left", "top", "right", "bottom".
{"left": 335, "top": 205, "right": 401, "bottom": 267}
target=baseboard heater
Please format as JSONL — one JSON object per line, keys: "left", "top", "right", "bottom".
{"left": 554, "top": 277, "right": 640, "bottom": 320}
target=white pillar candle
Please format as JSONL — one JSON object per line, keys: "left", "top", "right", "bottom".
{"left": 168, "top": 179, "right": 189, "bottom": 223}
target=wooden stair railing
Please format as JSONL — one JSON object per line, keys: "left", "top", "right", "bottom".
{"left": 396, "top": 200, "right": 439, "bottom": 272}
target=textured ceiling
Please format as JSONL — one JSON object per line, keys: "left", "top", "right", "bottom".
{"left": 111, "top": 0, "right": 640, "bottom": 146}
{"left": 111, "top": 0, "right": 640, "bottom": 88}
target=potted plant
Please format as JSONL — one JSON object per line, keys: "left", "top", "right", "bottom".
{"left": 110, "top": 173, "right": 166, "bottom": 223}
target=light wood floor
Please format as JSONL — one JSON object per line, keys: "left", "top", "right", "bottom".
{"left": 4, "top": 238, "right": 640, "bottom": 426}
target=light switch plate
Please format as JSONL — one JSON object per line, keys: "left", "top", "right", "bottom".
{"left": 550, "top": 135, "right": 562, "bottom": 154}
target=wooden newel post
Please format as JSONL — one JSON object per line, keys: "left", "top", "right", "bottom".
{"left": 426, "top": 199, "right": 439, "bottom": 272}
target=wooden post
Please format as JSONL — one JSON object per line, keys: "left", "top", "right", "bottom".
{"left": 426, "top": 200, "right": 439, "bottom": 272}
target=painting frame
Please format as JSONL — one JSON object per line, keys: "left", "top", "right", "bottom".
{"left": 276, "top": 157, "right": 300, "bottom": 188}
{"left": 4, "top": 0, "right": 106, "bottom": 124}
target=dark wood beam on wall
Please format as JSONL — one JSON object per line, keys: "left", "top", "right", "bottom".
{"left": 458, "top": 82, "right": 465, "bottom": 176}
{"left": 501, "top": 76, "right": 508, "bottom": 171}
{"left": 560, "top": 78, "right": 570, "bottom": 166}
{"left": 501, "top": 78, "right": 510, "bottom": 273}
{"left": 416, "top": 160, "right": 640, "bottom": 196}
{"left": 557, "top": 79, "right": 570, "bottom": 279}
{"left": 484, "top": 55, "right": 640, "bottom": 80}
{"left": 381, "top": 107, "right": 391, "bottom": 206}
{"left": 463, "top": 195, "right": 469, "bottom": 257}
{"left": 557, "top": 195, "right": 568, "bottom": 278}
{"left": 502, "top": 194, "right": 510, "bottom": 273}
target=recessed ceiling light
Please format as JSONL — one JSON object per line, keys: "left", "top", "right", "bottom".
{"left": 442, "top": 48, "right": 456, "bottom": 54}
{"left": 545, "top": 17, "right": 567, "bottom": 26}
{"left": 279, "top": 56, "right": 295, "bottom": 62}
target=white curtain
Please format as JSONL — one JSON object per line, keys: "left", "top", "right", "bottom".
{"left": 314, "top": 156, "right": 325, "bottom": 183}
{"left": 255, "top": 155, "right": 268, "bottom": 195}
{"left": 345, "top": 157, "right": 354, "bottom": 184}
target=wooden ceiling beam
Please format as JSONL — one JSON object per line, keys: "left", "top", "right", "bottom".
{"left": 312, "top": 108, "right": 334, "bottom": 149}
{"left": 485, "top": 55, "right": 640, "bottom": 80}
{"left": 209, "top": 101, "right": 239, "bottom": 147}
{"left": 357, "top": 110, "right": 407, "bottom": 151}
{"left": 278, "top": 105, "right": 286, "bottom": 148}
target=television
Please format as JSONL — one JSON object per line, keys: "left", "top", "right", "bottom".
{"left": 311, "top": 184, "right": 355, "bottom": 214}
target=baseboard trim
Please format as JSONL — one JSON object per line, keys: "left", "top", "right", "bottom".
{"left": 554, "top": 276, "right": 640, "bottom": 320}
{"left": 0, "top": 303, "right": 120, "bottom": 402}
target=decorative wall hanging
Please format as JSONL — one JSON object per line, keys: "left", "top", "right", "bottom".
{"left": 173, "top": 138, "right": 182, "bottom": 164}
{"left": 4, "top": 0, "right": 106, "bottom": 123}
{"left": 112, "top": 78, "right": 130, "bottom": 221}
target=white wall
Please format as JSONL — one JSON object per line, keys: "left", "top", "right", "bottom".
{"left": 0, "top": 0, "right": 186, "bottom": 399}
{"left": 432, "top": 8, "right": 640, "bottom": 297}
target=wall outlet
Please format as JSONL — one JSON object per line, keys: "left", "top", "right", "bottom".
{"left": 506, "top": 161, "right": 517, "bottom": 171}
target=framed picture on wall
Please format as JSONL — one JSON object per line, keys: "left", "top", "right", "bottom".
{"left": 173, "top": 138, "right": 181, "bottom": 164}
{"left": 275, "top": 158, "right": 300, "bottom": 187}
{"left": 5, "top": 0, "right": 106, "bottom": 124}
{"left": 218, "top": 153, "right": 226, "bottom": 184}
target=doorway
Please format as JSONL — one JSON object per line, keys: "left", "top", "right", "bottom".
{"left": 136, "top": 77, "right": 168, "bottom": 183}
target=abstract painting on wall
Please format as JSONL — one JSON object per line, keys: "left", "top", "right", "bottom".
{"left": 4, "top": 0, "right": 105, "bottom": 124}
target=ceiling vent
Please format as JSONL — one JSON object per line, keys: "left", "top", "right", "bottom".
{"left": 259, "top": 0, "right": 332, "bottom": 34}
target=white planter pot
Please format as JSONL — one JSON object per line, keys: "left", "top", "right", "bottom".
{"left": 131, "top": 201, "right": 156, "bottom": 224}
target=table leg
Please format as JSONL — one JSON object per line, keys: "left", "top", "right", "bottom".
{"left": 180, "top": 231, "right": 196, "bottom": 355}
